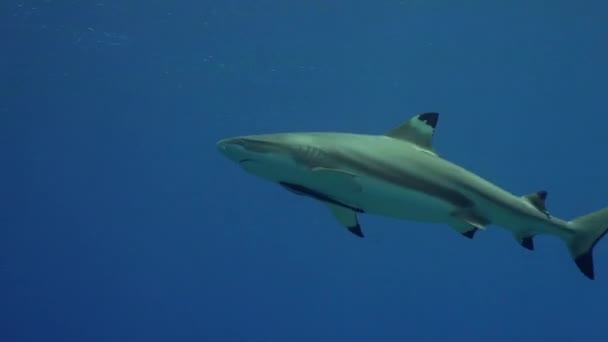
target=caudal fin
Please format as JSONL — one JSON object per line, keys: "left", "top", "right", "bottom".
{"left": 568, "top": 207, "right": 608, "bottom": 279}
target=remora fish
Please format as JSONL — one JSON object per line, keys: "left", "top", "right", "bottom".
{"left": 217, "top": 112, "right": 608, "bottom": 279}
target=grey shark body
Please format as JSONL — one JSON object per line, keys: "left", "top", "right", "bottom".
{"left": 217, "top": 113, "right": 608, "bottom": 279}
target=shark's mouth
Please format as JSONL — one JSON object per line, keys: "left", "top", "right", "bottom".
{"left": 238, "top": 159, "right": 267, "bottom": 177}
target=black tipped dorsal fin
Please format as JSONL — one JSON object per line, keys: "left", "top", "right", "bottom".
{"left": 523, "top": 191, "right": 549, "bottom": 216}
{"left": 386, "top": 112, "right": 438, "bottom": 152}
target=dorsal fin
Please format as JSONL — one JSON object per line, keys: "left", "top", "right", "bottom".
{"left": 386, "top": 112, "right": 438, "bottom": 151}
{"left": 523, "top": 191, "right": 549, "bottom": 216}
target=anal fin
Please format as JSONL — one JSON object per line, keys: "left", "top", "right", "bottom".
{"left": 521, "top": 237, "right": 534, "bottom": 250}
{"left": 327, "top": 203, "right": 364, "bottom": 238}
{"left": 513, "top": 232, "right": 535, "bottom": 251}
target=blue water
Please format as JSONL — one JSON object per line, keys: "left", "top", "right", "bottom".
{"left": 4, "top": 1, "right": 608, "bottom": 341}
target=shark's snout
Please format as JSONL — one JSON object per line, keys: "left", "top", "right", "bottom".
{"left": 217, "top": 135, "right": 285, "bottom": 157}
{"left": 216, "top": 137, "right": 248, "bottom": 162}
{"left": 216, "top": 137, "right": 237, "bottom": 152}
{"left": 217, "top": 135, "right": 275, "bottom": 162}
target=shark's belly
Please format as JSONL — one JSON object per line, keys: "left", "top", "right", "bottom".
{"left": 359, "top": 176, "right": 454, "bottom": 221}
{"left": 246, "top": 160, "right": 456, "bottom": 223}
{"left": 328, "top": 175, "right": 454, "bottom": 222}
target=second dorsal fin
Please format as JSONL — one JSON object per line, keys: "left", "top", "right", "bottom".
{"left": 385, "top": 112, "right": 438, "bottom": 152}
{"left": 523, "top": 191, "right": 549, "bottom": 216}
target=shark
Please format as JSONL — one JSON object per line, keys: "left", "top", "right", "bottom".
{"left": 216, "top": 112, "right": 608, "bottom": 279}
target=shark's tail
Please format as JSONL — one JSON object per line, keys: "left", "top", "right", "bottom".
{"left": 567, "top": 207, "right": 608, "bottom": 279}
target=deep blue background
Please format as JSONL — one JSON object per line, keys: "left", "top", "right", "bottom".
{"left": 3, "top": 1, "right": 608, "bottom": 341}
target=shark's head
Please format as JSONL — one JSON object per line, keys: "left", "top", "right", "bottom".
{"left": 217, "top": 133, "right": 317, "bottom": 181}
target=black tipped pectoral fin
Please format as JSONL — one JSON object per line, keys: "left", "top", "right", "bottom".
{"left": 461, "top": 228, "right": 477, "bottom": 239}
{"left": 327, "top": 204, "right": 364, "bottom": 238}
{"left": 574, "top": 252, "right": 595, "bottom": 280}
{"left": 348, "top": 224, "right": 364, "bottom": 238}
{"left": 279, "top": 182, "right": 308, "bottom": 196}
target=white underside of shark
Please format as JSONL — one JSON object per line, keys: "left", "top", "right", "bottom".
{"left": 217, "top": 112, "right": 608, "bottom": 280}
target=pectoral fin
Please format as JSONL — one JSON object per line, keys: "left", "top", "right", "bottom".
{"left": 327, "top": 203, "right": 364, "bottom": 238}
